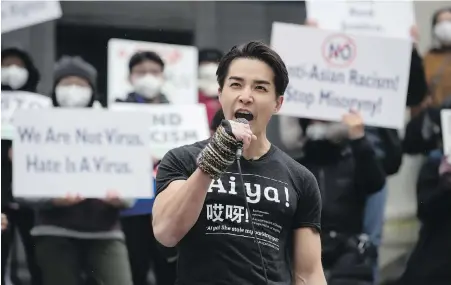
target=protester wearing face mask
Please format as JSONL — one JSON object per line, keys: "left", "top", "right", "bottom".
{"left": 198, "top": 49, "right": 223, "bottom": 125}
{"left": 421, "top": 7, "right": 451, "bottom": 108}
{"left": 28, "top": 56, "right": 134, "bottom": 285}
{"left": 296, "top": 112, "right": 385, "bottom": 285}
{"left": 1, "top": 47, "right": 40, "bottom": 92}
{"left": 116, "top": 51, "right": 169, "bottom": 104}
{"left": 116, "top": 50, "right": 176, "bottom": 285}
{"left": 1, "top": 47, "right": 42, "bottom": 285}
{"left": 52, "top": 56, "right": 99, "bottom": 108}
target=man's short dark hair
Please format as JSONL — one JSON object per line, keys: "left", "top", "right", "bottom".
{"left": 216, "top": 41, "right": 289, "bottom": 97}
{"left": 128, "top": 51, "right": 165, "bottom": 73}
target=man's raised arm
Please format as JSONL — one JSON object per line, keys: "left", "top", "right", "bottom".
{"left": 152, "top": 168, "right": 212, "bottom": 247}
{"left": 152, "top": 119, "right": 255, "bottom": 247}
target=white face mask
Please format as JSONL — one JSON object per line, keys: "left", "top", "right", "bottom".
{"left": 1, "top": 65, "right": 29, "bottom": 90}
{"left": 306, "top": 122, "right": 348, "bottom": 142}
{"left": 434, "top": 21, "right": 451, "bottom": 46}
{"left": 55, "top": 85, "right": 92, "bottom": 108}
{"left": 198, "top": 63, "right": 219, "bottom": 97}
{"left": 132, "top": 74, "right": 163, "bottom": 99}
{"left": 306, "top": 123, "right": 329, "bottom": 141}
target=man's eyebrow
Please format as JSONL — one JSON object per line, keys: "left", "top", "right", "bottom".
{"left": 228, "top": 76, "right": 244, "bottom": 82}
{"left": 254, "top": 80, "right": 271, "bottom": 85}
{"left": 228, "top": 76, "right": 271, "bottom": 85}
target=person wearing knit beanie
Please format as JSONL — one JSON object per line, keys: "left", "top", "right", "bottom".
{"left": 33, "top": 55, "right": 134, "bottom": 285}
{"left": 51, "top": 56, "right": 99, "bottom": 108}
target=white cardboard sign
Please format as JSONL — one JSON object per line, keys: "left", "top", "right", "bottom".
{"left": 13, "top": 109, "right": 153, "bottom": 199}
{"left": 111, "top": 103, "right": 210, "bottom": 160}
{"left": 306, "top": 0, "right": 415, "bottom": 39}
{"left": 2, "top": 1, "right": 62, "bottom": 33}
{"left": 1, "top": 91, "right": 53, "bottom": 140}
{"left": 270, "top": 22, "right": 411, "bottom": 129}
{"left": 441, "top": 109, "right": 451, "bottom": 156}
{"left": 107, "top": 38, "right": 198, "bottom": 105}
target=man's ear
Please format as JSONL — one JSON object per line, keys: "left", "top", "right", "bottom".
{"left": 128, "top": 74, "right": 133, "bottom": 85}
{"left": 274, "top": 95, "right": 284, "bottom": 114}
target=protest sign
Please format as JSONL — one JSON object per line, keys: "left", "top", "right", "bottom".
{"left": 441, "top": 110, "right": 451, "bottom": 156}
{"left": 1, "top": 91, "right": 52, "bottom": 140}
{"left": 13, "top": 109, "right": 153, "bottom": 198}
{"left": 111, "top": 103, "right": 210, "bottom": 159}
{"left": 306, "top": 0, "right": 415, "bottom": 39}
{"left": 107, "top": 38, "right": 198, "bottom": 105}
{"left": 2, "top": 0, "right": 62, "bottom": 33}
{"left": 270, "top": 22, "right": 411, "bottom": 129}
{"left": 121, "top": 160, "right": 158, "bottom": 217}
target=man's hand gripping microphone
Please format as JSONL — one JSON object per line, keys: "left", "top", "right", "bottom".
{"left": 197, "top": 118, "right": 246, "bottom": 179}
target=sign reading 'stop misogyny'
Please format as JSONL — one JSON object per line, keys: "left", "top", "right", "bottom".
{"left": 13, "top": 109, "right": 153, "bottom": 199}
{"left": 270, "top": 22, "right": 411, "bottom": 129}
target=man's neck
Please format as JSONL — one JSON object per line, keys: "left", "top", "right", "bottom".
{"left": 242, "top": 134, "right": 271, "bottom": 161}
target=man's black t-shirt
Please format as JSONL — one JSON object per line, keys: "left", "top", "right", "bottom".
{"left": 156, "top": 140, "right": 322, "bottom": 285}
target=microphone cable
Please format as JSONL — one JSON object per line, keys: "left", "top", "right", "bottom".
{"left": 236, "top": 145, "right": 269, "bottom": 285}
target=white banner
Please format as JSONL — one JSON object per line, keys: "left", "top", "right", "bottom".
{"left": 111, "top": 103, "right": 210, "bottom": 160}
{"left": 2, "top": 1, "right": 62, "bottom": 33}
{"left": 441, "top": 109, "right": 451, "bottom": 156}
{"left": 306, "top": 0, "right": 415, "bottom": 39}
{"left": 1, "top": 91, "right": 53, "bottom": 140}
{"left": 107, "top": 38, "right": 198, "bottom": 105}
{"left": 13, "top": 109, "right": 153, "bottom": 199}
{"left": 271, "top": 22, "right": 411, "bottom": 129}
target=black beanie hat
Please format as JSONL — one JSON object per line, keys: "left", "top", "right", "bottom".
{"left": 54, "top": 56, "right": 97, "bottom": 89}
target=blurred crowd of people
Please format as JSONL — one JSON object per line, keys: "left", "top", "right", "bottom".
{"left": 1, "top": 6, "right": 451, "bottom": 285}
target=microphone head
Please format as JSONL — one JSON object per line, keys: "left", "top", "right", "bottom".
{"left": 235, "top": 118, "right": 249, "bottom": 125}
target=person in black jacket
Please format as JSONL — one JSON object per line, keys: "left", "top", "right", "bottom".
{"left": 296, "top": 111, "right": 385, "bottom": 284}
{"left": 116, "top": 50, "right": 176, "bottom": 285}
{"left": 362, "top": 126, "right": 402, "bottom": 284}
{"left": 395, "top": 150, "right": 451, "bottom": 285}
{"left": 403, "top": 97, "right": 451, "bottom": 155}
{"left": 1, "top": 46, "right": 42, "bottom": 285}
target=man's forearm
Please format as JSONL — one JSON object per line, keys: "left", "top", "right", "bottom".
{"left": 153, "top": 168, "right": 212, "bottom": 247}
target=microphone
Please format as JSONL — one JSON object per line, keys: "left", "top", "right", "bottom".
{"left": 234, "top": 118, "right": 249, "bottom": 159}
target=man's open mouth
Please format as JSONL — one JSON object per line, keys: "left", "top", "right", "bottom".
{"left": 234, "top": 110, "right": 254, "bottom": 121}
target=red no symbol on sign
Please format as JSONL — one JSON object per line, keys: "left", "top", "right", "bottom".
{"left": 321, "top": 34, "right": 357, "bottom": 68}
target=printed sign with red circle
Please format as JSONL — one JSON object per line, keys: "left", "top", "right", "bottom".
{"left": 321, "top": 34, "right": 357, "bottom": 68}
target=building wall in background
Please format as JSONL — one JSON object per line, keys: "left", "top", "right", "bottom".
{"left": 2, "top": 1, "right": 305, "bottom": 94}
